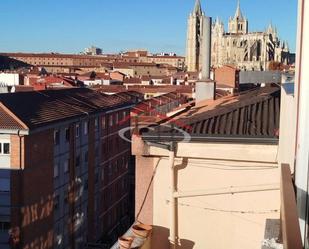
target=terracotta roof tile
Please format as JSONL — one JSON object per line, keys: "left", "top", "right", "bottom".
{"left": 0, "top": 103, "right": 27, "bottom": 130}
{"left": 0, "top": 88, "right": 135, "bottom": 130}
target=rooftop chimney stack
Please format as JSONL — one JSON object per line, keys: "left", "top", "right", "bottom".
{"left": 200, "top": 16, "right": 212, "bottom": 80}
{"left": 196, "top": 80, "right": 216, "bottom": 103}
{"left": 197, "top": 10, "right": 214, "bottom": 103}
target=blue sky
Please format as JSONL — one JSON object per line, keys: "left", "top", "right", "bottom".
{"left": 0, "top": 0, "right": 298, "bottom": 55}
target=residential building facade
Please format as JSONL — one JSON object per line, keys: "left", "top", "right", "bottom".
{"left": 132, "top": 87, "right": 282, "bottom": 249}
{"left": 0, "top": 89, "right": 138, "bottom": 249}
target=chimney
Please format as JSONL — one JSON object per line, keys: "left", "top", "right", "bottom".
{"left": 195, "top": 80, "right": 216, "bottom": 103}
{"left": 201, "top": 16, "right": 212, "bottom": 80}
{"left": 195, "top": 15, "right": 215, "bottom": 103}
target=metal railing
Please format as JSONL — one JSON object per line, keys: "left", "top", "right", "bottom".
{"left": 280, "top": 164, "right": 303, "bottom": 249}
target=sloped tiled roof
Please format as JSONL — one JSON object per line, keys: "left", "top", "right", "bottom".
{"left": 142, "top": 86, "right": 281, "bottom": 138}
{"left": 0, "top": 103, "right": 27, "bottom": 130}
{"left": 0, "top": 88, "right": 135, "bottom": 130}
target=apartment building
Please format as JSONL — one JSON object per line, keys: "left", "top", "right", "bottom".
{"left": 0, "top": 53, "right": 181, "bottom": 75}
{"left": 139, "top": 56, "right": 185, "bottom": 70}
{"left": 0, "top": 53, "right": 117, "bottom": 68}
{"left": 131, "top": 86, "right": 282, "bottom": 249}
{"left": 121, "top": 50, "right": 185, "bottom": 69}
{"left": 0, "top": 88, "right": 140, "bottom": 249}
{"left": 113, "top": 63, "right": 177, "bottom": 78}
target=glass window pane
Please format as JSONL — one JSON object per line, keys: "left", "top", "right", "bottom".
{"left": 3, "top": 143, "right": 10, "bottom": 154}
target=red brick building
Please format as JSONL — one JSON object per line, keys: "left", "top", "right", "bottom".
{"left": 0, "top": 89, "right": 141, "bottom": 249}
{"left": 214, "top": 65, "right": 240, "bottom": 92}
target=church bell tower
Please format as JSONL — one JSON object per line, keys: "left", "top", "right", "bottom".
{"left": 186, "top": 0, "right": 212, "bottom": 78}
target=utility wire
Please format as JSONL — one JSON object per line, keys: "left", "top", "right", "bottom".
{"left": 166, "top": 201, "right": 279, "bottom": 215}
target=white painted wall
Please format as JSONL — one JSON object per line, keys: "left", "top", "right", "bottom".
{"left": 294, "top": 0, "right": 309, "bottom": 244}
{"left": 0, "top": 73, "right": 21, "bottom": 86}
{"left": 141, "top": 142, "right": 280, "bottom": 249}
{"left": 0, "top": 135, "right": 11, "bottom": 169}
{"left": 278, "top": 81, "right": 296, "bottom": 170}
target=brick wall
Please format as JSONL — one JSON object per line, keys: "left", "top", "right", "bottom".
{"left": 214, "top": 66, "right": 239, "bottom": 89}
{"left": 20, "top": 129, "right": 54, "bottom": 249}
{"left": 87, "top": 118, "right": 95, "bottom": 242}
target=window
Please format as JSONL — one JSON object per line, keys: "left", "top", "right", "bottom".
{"left": 54, "top": 130, "right": 60, "bottom": 145}
{"left": 64, "top": 159, "right": 69, "bottom": 173}
{"left": 108, "top": 164, "right": 112, "bottom": 177}
{"left": 101, "top": 168, "right": 105, "bottom": 181}
{"left": 95, "top": 146, "right": 99, "bottom": 158}
{"left": 54, "top": 164, "right": 59, "bottom": 178}
{"left": 109, "top": 115, "right": 113, "bottom": 127}
{"left": 84, "top": 179, "right": 88, "bottom": 191}
{"left": 101, "top": 117, "right": 106, "bottom": 129}
{"left": 112, "top": 161, "right": 117, "bottom": 175}
{"left": 76, "top": 155, "right": 81, "bottom": 167}
{"left": 0, "top": 143, "right": 10, "bottom": 155}
{"left": 95, "top": 172, "right": 99, "bottom": 184}
{"left": 0, "top": 178, "right": 9, "bottom": 192}
{"left": 64, "top": 192, "right": 69, "bottom": 204}
{"left": 2, "top": 143, "right": 10, "bottom": 155}
{"left": 115, "top": 113, "right": 119, "bottom": 125}
{"left": 84, "top": 121, "right": 89, "bottom": 135}
{"left": 65, "top": 128, "right": 70, "bottom": 143}
{"left": 0, "top": 222, "right": 10, "bottom": 231}
{"left": 76, "top": 124, "right": 80, "bottom": 138}
{"left": 54, "top": 195, "right": 59, "bottom": 210}
{"left": 84, "top": 151, "right": 88, "bottom": 163}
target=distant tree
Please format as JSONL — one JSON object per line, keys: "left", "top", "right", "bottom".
{"left": 268, "top": 61, "right": 282, "bottom": 70}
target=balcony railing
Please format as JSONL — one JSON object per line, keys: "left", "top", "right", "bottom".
{"left": 280, "top": 164, "right": 303, "bottom": 249}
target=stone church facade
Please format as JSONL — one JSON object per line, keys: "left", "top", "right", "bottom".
{"left": 186, "top": 0, "right": 291, "bottom": 72}
{"left": 212, "top": 1, "right": 290, "bottom": 71}
{"left": 185, "top": 0, "right": 212, "bottom": 74}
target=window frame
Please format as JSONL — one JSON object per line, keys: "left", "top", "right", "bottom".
{"left": 76, "top": 124, "right": 80, "bottom": 138}
{"left": 101, "top": 116, "right": 106, "bottom": 130}
{"left": 54, "top": 163, "right": 59, "bottom": 178}
{"left": 64, "top": 159, "right": 70, "bottom": 174}
{"left": 54, "top": 129, "right": 60, "bottom": 145}
{"left": 65, "top": 128, "right": 70, "bottom": 143}
{"left": 84, "top": 121, "right": 89, "bottom": 135}
{"left": 109, "top": 115, "right": 113, "bottom": 127}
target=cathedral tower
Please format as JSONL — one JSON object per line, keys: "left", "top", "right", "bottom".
{"left": 228, "top": 0, "right": 248, "bottom": 34}
{"left": 186, "top": 0, "right": 212, "bottom": 77}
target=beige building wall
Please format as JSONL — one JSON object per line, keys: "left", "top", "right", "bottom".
{"left": 186, "top": 15, "right": 198, "bottom": 72}
{"left": 278, "top": 82, "right": 297, "bottom": 170}
{"left": 113, "top": 68, "right": 135, "bottom": 77}
{"left": 134, "top": 139, "right": 280, "bottom": 249}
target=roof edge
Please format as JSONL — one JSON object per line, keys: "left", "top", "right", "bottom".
{"left": 0, "top": 102, "right": 29, "bottom": 131}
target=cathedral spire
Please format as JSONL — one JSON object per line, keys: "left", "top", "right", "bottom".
{"left": 193, "top": 0, "right": 203, "bottom": 15}
{"left": 234, "top": 0, "right": 244, "bottom": 20}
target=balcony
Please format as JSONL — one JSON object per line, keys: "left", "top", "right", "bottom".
{"left": 280, "top": 164, "right": 302, "bottom": 249}
{"left": 264, "top": 164, "right": 302, "bottom": 249}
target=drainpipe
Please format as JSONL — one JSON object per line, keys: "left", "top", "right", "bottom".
{"left": 168, "top": 142, "right": 177, "bottom": 249}
{"left": 17, "top": 130, "right": 23, "bottom": 248}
